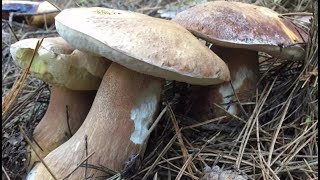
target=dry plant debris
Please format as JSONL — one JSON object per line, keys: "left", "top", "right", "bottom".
{"left": 201, "top": 166, "right": 248, "bottom": 180}
{"left": 2, "top": 0, "right": 318, "bottom": 180}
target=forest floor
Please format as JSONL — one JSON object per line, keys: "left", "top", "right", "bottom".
{"left": 2, "top": 0, "right": 318, "bottom": 179}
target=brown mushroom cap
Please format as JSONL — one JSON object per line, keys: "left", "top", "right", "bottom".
{"left": 173, "top": 1, "right": 308, "bottom": 60}
{"left": 55, "top": 7, "right": 231, "bottom": 85}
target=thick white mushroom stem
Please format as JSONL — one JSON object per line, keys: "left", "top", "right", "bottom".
{"left": 189, "top": 46, "right": 259, "bottom": 121}
{"left": 28, "top": 87, "right": 96, "bottom": 169}
{"left": 27, "top": 63, "right": 163, "bottom": 179}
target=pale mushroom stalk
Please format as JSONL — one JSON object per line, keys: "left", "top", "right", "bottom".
{"left": 28, "top": 63, "right": 164, "bottom": 179}
{"left": 27, "top": 7, "right": 230, "bottom": 179}
{"left": 29, "top": 86, "right": 96, "bottom": 168}
{"left": 10, "top": 37, "right": 111, "bottom": 169}
{"left": 189, "top": 46, "right": 259, "bottom": 119}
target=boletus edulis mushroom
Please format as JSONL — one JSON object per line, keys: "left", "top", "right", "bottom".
{"left": 2, "top": 1, "right": 59, "bottom": 27}
{"left": 27, "top": 7, "right": 230, "bottom": 179}
{"left": 10, "top": 37, "right": 111, "bottom": 169}
{"left": 173, "top": 1, "right": 308, "bottom": 121}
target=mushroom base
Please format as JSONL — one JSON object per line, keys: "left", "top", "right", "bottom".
{"left": 186, "top": 47, "right": 259, "bottom": 124}
{"left": 28, "top": 86, "right": 96, "bottom": 170}
{"left": 27, "top": 63, "right": 163, "bottom": 179}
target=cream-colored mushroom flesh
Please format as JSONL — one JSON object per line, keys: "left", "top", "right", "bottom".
{"left": 55, "top": 7, "right": 231, "bottom": 85}
{"left": 10, "top": 37, "right": 110, "bottom": 90}
{"left": 10, "top": 37, "right": 111, "bottom": 169}
{"left": 173, "top": 1, "right": 308, "bottom": 60}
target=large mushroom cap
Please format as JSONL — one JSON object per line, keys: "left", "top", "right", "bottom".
{"left": 55, "top": 7, "right": 230, "bottom": 85}
{"left": 173, "top": 1, "right": 308, "bottom": 60}
{"left": 10, "top": 37, "right": 111, "bottom": 90}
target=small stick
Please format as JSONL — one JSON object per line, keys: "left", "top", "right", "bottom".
{"left": 261, "top": 157, "right": 280, "bottom": 180}
{"left": 303, "top": 159, "right": 317, "bottom": 179}
{"left": 255, "top": 120, "right": 267, "bottom": 180}
{"left": 63, "top": 152, "right": 95, "bottom": 180}
{"left": 160, "top": 156, "right": 189, "bottom": 175}
{"left": 236, "top": 78, "right": 276, "bottom": 169}
{"left": 43, "top": 13, "right": 48, "bottom": 31}
{"left": 229, "top": 81, "right": 249, "bottom": 119}
{"left": 153, "top": 172, "right": 158, "bottom": 180}
{"left": 84, "top": 135, "right": 88, "bottom": 179}
{"left": 275, "top": 133, "right": 317, "bottom": 174}
{"left": 2, "top": 166, "right": 11, "bottom": 180}
{"left": 271, "top": 123, "right": 318, "bottom": 165}
{"left": 19, "top": 125, "right": 57, "bottom": 180}
{"left": 181, "top": 116, "right": 227, "bottom": 130}
{"left": 146, "top": 105, "right": 168, "bottom": 136}
{"left": 167, "top": 104, "right": 194, "bottom": 174}
{"left": 141, "top": 135, "right": 177, "bottom": 180}
{"left": 175, "top": 154, "right": 193, "bottom": 180}
{"left": 213, "top": 103, "right": 245, "bottom": 123}
{"left": 280, "top": 12, "right": 313, "bottom": 16}
{"left": 32, "top": 137, "right": 44, "bottom": 152}
{"left": 267, "top": 82, "right": 297, "bottom": 167}
{"left": 6, "top": 21, "right": 19, "bottom": 41}
{"left": 65, "top": 105, "right": 72, "bottom": 137}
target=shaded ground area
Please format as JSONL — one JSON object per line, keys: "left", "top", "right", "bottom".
{"left": 2, "top": 0, "right": 318, "bottom": 179}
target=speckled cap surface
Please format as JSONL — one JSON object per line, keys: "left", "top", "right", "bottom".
{"left": 55, "top": 7, "right": 231, "bottom": 85}
{"left": 173, "top": 1, "right": 308, "bottom": 60}
{"left": 10, "top": 37, "right": 111, "bottom": 90}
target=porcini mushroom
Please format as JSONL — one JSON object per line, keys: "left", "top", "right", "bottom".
{"left": 2, "top": 1, "right": 58, "bottom": 27}
{"left": 173, "top": 1, "right": 308, "bottom": 120}
{"left": 27, "top": 7, "right": 230, "bottom": 179}
{"left": 10, "top": 37, "right": 111, "bottom": 168}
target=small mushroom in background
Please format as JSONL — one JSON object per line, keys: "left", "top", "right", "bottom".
{"left": 10, "top": 37, "right": 111, "bottom": 169}
{"left": 2, "top": 1, "right": 58, "bottom": 27}
{"left": 27, "top": 7, "right": 230, "bottom": 179}
{"left": 173, "top": 1, "right": 308, "bottom": 121}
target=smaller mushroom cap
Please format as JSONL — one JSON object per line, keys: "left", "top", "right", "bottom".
{"left": 2, "top": 1, "right": 58, "bottom": 27}
{"left": 55, "top": 7, "right": 231, "bottom": 85}
{"left": 10, "top": 37, "right": 111, "bottom": 90}
{"left": 2, "top": 1, "right": 40, "bottom": 13}
{"left": 173, "top": 1, "right": 308, "bottom": 60}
